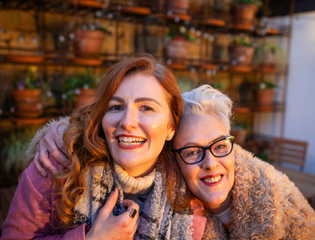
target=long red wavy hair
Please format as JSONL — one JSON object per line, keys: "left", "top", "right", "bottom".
{"left": 56, "top": 54, "right": 190, "bottom": 228}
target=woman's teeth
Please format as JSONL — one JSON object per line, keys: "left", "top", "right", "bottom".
{"left": 118, "top": 136, "right": 145, "bottom": 145}
{"left": 203, "top": 175, "right": 222, "bottom": 183}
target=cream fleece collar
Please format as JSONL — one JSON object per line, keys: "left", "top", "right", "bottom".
{"left": 114, "top": 162, "right": 156, "bottom": 195}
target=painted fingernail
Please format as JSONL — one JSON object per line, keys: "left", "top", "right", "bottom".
{"left": 41, "top": 171, "right": 46, "bottom": 176}
{"left": 129, "top": 209, "right": 137, "bottom": 218}
{"left": 52, "top": 169, "right": 58, "bottom": 174}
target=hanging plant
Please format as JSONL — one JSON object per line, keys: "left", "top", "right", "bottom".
{"left": 66, "top": 68, "right": 101, "bottom": 106}
{"left": 255, "top": 80, "right": 277, "bottom": 105}
{"left": 229, "top": 34, "right": 256, "bottom": 66}
{"left": 12, "top": 68, "right": 46, "bottom": 118}
{"left": 165, "top": 25, "right": 195, "bottom": 63}
{"left": 73, "top": 21, "right": 111, "bottom": 58}
{"left": 232, "top": 0, "right": 263, "bottom": 26}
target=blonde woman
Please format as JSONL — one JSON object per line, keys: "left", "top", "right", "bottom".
{"left": 174, "top": 85, "right": 315, "bottom": 238}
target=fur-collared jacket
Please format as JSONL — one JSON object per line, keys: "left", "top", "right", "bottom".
{"left": 18, "top": 118, "right": 315, "bottom": 239}
{"left": 202, "top": 144, "right": 315, "bottom": 240}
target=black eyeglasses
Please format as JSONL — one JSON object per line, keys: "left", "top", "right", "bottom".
{"left": 172, "top": 136, "right": 234, "bottom": 165}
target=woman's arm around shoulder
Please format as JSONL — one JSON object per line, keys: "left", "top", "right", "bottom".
{"left": 1, "top": 155, "right": 90, "bottom": 240}
{"left": 27, "top": 116, "right": 70, "bottom": 177}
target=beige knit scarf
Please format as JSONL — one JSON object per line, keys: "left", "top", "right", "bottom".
{"left": 72, "top": 163, "right": 194, "bottom": 240}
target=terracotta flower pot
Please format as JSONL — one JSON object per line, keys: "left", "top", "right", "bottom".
{"left": 166, "top": 39, "right": 190, "bottom": 63}
{"left": 256, "top": 89, "right": 275, "bottom": 105}
{"left": 75, "top": 88, "right": 96, "bottom": 107}
{"left": 166, "top": 0, "right": 190, "bottom": 14}
{"left": 234, "top": 4, "right": 258, "bottom": 25}
{"left": 230, "top": 46, "right": 255, "bottom": 66}
{"left": 12, "top": 89, "right": 43, "bottom": 118}
{"left": 230, "top": 129, "right": 248, "bottom": 146}
{"left": 73, "top": 30, "right": 106, "bottom": 57}
{"left": 262, "top": 51, "right": 277, "bottom": 68}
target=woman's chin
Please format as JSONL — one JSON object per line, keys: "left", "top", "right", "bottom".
{"left": 201, "top": 192, "right": 231, "bottom": 213}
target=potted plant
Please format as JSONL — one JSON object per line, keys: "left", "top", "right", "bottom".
{"left": 66, "top": 69, "right": 100, "bottom": 107}
{"left": 73, "top": 21, "right": 111, "bottom": 58}
{"left": 213, "top": 0, "right": 233, "bottom": 12}
{"left": 254, "top": 42, "right": 285, "bottom": 69}
{"left": 230, "top": 123, "right": 250, "bottom": 146}
{"left": 166, "top": 0, "right": 190, "bottom": 15}
{"left": 165, "top": 25, "right": 194, "bottom": 63}
{"left": 232, "top": 0, "right": 263, "bottom": 26}
{"left": 229, "top": 34, "right": 256, "bottom": 66}
{"left": 2, "top": 127, "right": 38, "bottom": 175}
{"left": 12, "top": 68, "right": 44, "bottom": 118}
{"left": 255, "top": 80, "right": 277, "bottom": 105}
{"left": 210, "top": 82, "right": 225, "bottom": 93}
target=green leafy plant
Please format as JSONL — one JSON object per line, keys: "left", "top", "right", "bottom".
{"left": 2, "top": 127, "right": 38, "bottom": 175}
{"left": 233, "top": 122, "right": 250, "bottom": 130}
{"left": 78, "top": 21, "right": 111, "bottom": 34}
{"left": 231, "top": 34, "right": 254, "bottom": 47}
{"left": 254, "top": 42, "right": 285, "bottom": 65}
{"left": 175, "top": 75, "right": 196, "bottom": 93}
{"left": 15, "top": 68, "right": 43, "bottom": 90}
{"left": 232, "top": 0, "right": 263, "bottom": 7}
{"left": 257, "top": 80, "right": 277, "bottom": 90}
{"left": 210, "top": 82, "right": 224, "bottom": 90}
{"left": 66, "top": 69, "right": 100, "bottom": 101}
{"left": 166, "top": 25, "right": 195, "bottom": 42}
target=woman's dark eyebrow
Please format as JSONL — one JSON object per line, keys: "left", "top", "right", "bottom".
{"left": 135, "top": 98, "right": 161, "bottom": 107}
{"left": 110, "top": 96, "right": 161, "bottom": 106}
{"left": 110, "top": 96, "right": 125, "bottom": 103}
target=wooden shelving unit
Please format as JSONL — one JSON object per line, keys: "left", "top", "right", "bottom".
{"left": 0, "top": 0, "right": 293, "bottom": 180}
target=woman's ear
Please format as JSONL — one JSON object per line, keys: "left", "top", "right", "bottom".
{"left": 166, "top": 127, "right": 175, "bottom": 141}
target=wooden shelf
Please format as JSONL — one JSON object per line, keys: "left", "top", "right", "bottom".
{"left": 166, "top": 13, "right": 191, "bottom": 21}
{"left": 70, "top": 0, "right": 104, "bottom": 8}
{"left": 9, "top": 117, "right": 51, "bottom": 126}
{"left": 229, "top": 65, "right": 252, "bottom": 73}
{"left": 201, "top": 64, "right": 218, "bottom": 70}
{"left": 202, "top": 18, "right": 226, "bottom": 27}
{"left": 168, "top": 63, "right": 187, "bottom": 70}
{"left": 6, "top": 55, "right": 44, "bottom": 64}
{"left": 121, "top": 6, "right": 151, "bottom": 15}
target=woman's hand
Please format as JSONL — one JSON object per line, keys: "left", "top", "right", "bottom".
{"left": 33, "top": 122, "right": 70, "bottom": 177}
{"left": 86, "top": 188, "right": 140, "bottom": 240}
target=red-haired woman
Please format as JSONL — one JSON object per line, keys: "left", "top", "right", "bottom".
{"left": 1, "top": 54, "right": 196, "bottom": 239}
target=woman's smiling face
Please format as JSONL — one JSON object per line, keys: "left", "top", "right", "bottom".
{"left": 174, "top": 114, "right": 235, "bottom": 213}
{"left": 102, "top": 74, "right": 174, "bottom": 177}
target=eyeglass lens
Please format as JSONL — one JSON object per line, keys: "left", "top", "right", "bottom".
{"left": 180, "top": 138, "right": 233, "bottom": 164}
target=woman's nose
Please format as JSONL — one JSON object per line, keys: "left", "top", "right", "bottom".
{"left": 119, "top": 108, "right": 139, "bottom": 130}
{"left": 201, "top": 150, "right": 219, "bottom": 170}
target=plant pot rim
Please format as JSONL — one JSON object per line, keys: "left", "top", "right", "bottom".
{"left": 257, "top": 88, "right": 275, "bottom": 91}
{"left": 230, "top": 45, "right": 255, "bottom": 49}
{"left": 78, "top": 88, "right": 97, "bottom": 92}
{"left": 168, "top": 38, "right": 190, "bottom": 42}
{"left": 74, "top": 30, "right": 106, "bottom": 38}
{"left": 74, "top": 29, "right": 105, "bottom": 33}
{"left": 13, "top": 88, "right": 42, "bottom": 92}
{"left": 236, "top": 3, "right": 259, "bottom": 8}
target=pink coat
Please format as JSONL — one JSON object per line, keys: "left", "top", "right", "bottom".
{"left": 1, "top": 156, "right": 206, "bottom": 239}
{"left": 1, "top": 159, "right": 90, "bottom": 239}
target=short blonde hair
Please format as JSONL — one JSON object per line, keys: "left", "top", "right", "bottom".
{"left": 180, "top": 85, "right": 233, "bottom": 134}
